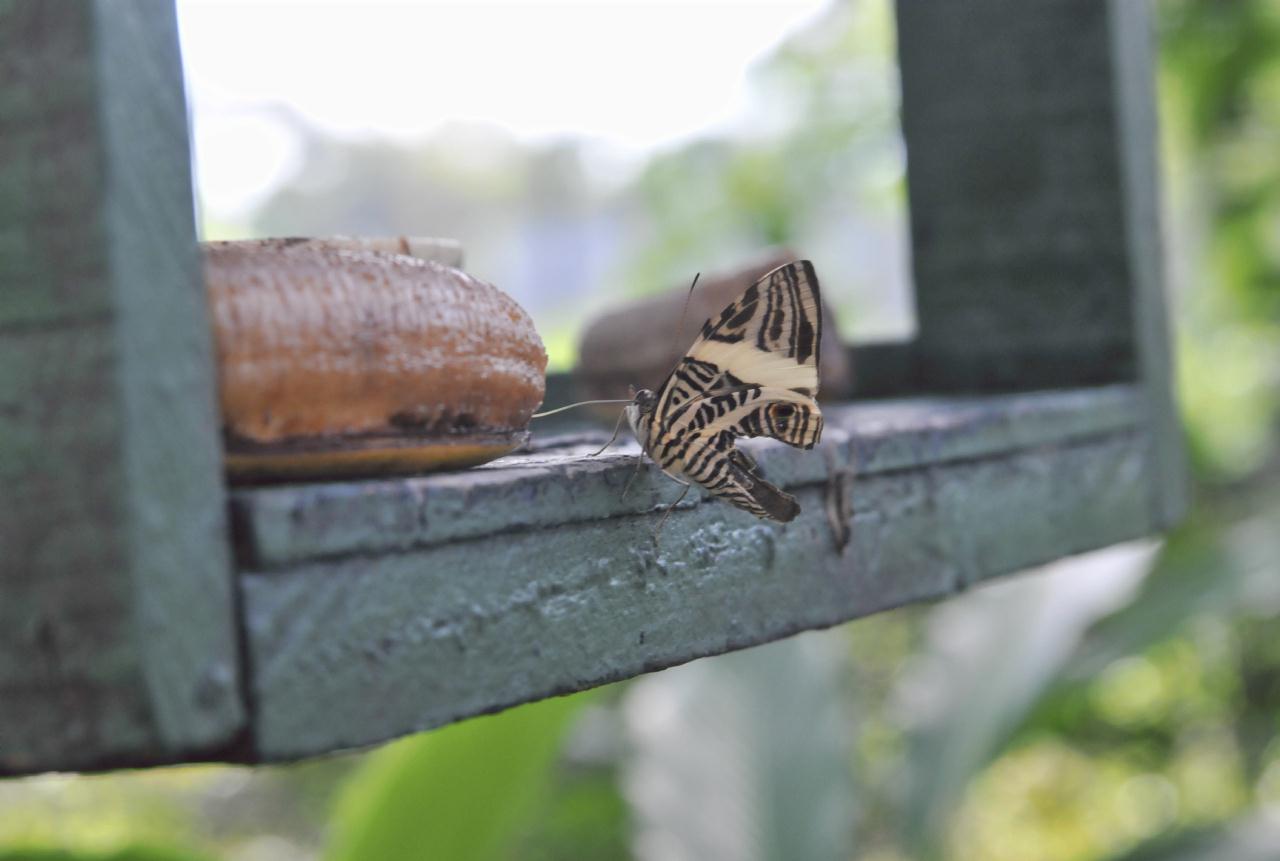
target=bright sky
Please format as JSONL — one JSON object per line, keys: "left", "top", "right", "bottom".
{"left": 176, "top": 0, "right": 830, "bottom": 218}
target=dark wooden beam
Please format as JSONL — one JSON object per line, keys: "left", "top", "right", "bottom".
{"left": 894, "top": 0, "right": 1187, "bottom": 528}
{"left": 895, "top": 0, "right": 1151, "bottom": 392}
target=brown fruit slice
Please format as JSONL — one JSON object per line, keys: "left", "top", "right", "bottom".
{"left": 205, "top": 239, "right": 546, "bottom": 482}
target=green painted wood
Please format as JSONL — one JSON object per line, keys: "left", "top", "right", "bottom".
{"left": 895, "top": 0, "right": 1139, "bottom": 391}
{"left": 234, "top": 387, "right": 1158, "bottom": 759}
{"left": 845, "top": 342, "right": 916, "bottom": 399}
{"left": 1107, "top": 0, "right": 1188, "bottom": 527}
{"left": 0, "top": 2, "right": 244, "bottom": 775}
{"left": 0, "top": 4, "right": 109, "bottom": 328}
{"left": 894, "top": 0, "right": 1187, "bottom": 530}
{"left": 234, "top": 386, "right": 1143, "bottom": 569}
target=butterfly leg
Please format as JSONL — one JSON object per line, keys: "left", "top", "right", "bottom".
{"left": 620, "top": 455, "right": 648, "bottom": 499}
{"left": 589, "top": 409, "right": 628, "bottom": 457}
{"left": 651, "top": 482, "right": 692, "bottom": 540}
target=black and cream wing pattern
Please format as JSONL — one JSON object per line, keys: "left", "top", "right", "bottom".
{"left": 626, "top": 260, "right": 824, "bottom": 522}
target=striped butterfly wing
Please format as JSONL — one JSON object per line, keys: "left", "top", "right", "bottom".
{"left": 650, "top": 259, "right": 822, "bottom": 425}
{"left": 658, "top": 386, "right": 823, "bottom": 522}
{"left": 638, "top": 260, "right": 825, "bottom": 522}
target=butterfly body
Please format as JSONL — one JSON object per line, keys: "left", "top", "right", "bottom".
{"left": 624, "top": 260, "right": 824, "bottom": 523}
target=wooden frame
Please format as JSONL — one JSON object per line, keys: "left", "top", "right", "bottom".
{"left": 0, "top": 3, "right": 243, "bottom": 772}
{"left": 0, "top": 0, "right": 1184, "bottom": 773}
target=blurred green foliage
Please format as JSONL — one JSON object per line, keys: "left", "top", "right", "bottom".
{"left": 324, "top": 692, "right": 595, "bottom": 861}
{"left": 621, "top": 0, "right": 902, "bottom": 332}
{"left": 0, "top": 850, "right": 214, "bottom": 861}
{"left": 1160, "top": 0, "right": 1280, "bottom": 477}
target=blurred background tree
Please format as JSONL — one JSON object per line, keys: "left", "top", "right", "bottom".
{"left": 2, "top": 1, "right": 1277, "bottom": 859}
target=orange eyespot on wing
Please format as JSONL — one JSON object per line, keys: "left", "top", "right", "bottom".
{"left": 649, "top": 260, "right": 823, "bottom": 424}
{"left": 636, "top": 260, "right": 826, "bottom": 524}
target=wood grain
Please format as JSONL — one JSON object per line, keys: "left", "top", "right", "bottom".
{"left": 234, "top": 386, "right": 1143, "bottom": 568}
{"left": 234, "top": 386, "right": 1157, "bottom": 760}
{"left": 0, "top": 2, "right": 244, "bottom": 775}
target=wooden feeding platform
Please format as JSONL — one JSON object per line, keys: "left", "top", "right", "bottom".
{"left": 0, "top": 0, "right": 1185, "bottom": 774}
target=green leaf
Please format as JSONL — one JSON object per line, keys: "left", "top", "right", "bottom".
{"left": 1064, "top": 493, "right": 1280, "bottom": 685}
{"left": 324, "top": 692, "right": 593, "bottom": 861}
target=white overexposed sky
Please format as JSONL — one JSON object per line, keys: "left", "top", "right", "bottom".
{"left": 177, "top": 0, "right": 831, "bottom": 218}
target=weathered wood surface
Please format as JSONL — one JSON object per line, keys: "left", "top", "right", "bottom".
{"left": 0, "top": 3, "right": 244, "bottom": 774}
{"left": 1107, "top": 0, "right": 1188, "bottom": 527}
{"left": 234, "top": 386, "right": 1158, "bottom": 760}
{"left": 235, "top": 385, "right": 1142, "bottom": 568}
{"left": 894, "top": 0, "right": 1186, "bottom": 530}
{"left": 896, "top": 0, "right": 1140, "bottom": 391}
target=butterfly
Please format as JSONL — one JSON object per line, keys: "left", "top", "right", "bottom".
{"left": 623, "top": 259, "right": 824, "bottom": 527}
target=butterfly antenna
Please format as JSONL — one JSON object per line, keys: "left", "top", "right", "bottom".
{"left": 531, "top": 398, "right": 632, "bottom": 419}
{"left": 645, "top": 270, "right": 704, "bottom": 428}
{"left": 674, "top": 272, "right": 701, "bottom": 355}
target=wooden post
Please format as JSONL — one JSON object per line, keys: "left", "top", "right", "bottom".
{"left": 0, "top": 2, "right": 245, "bottom": 772}
{"left": 895, "top": 0, "right": 1186, "bottom": 523}
{"left": 1107, "top": 0, "right": 1188, "bottom": 526}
